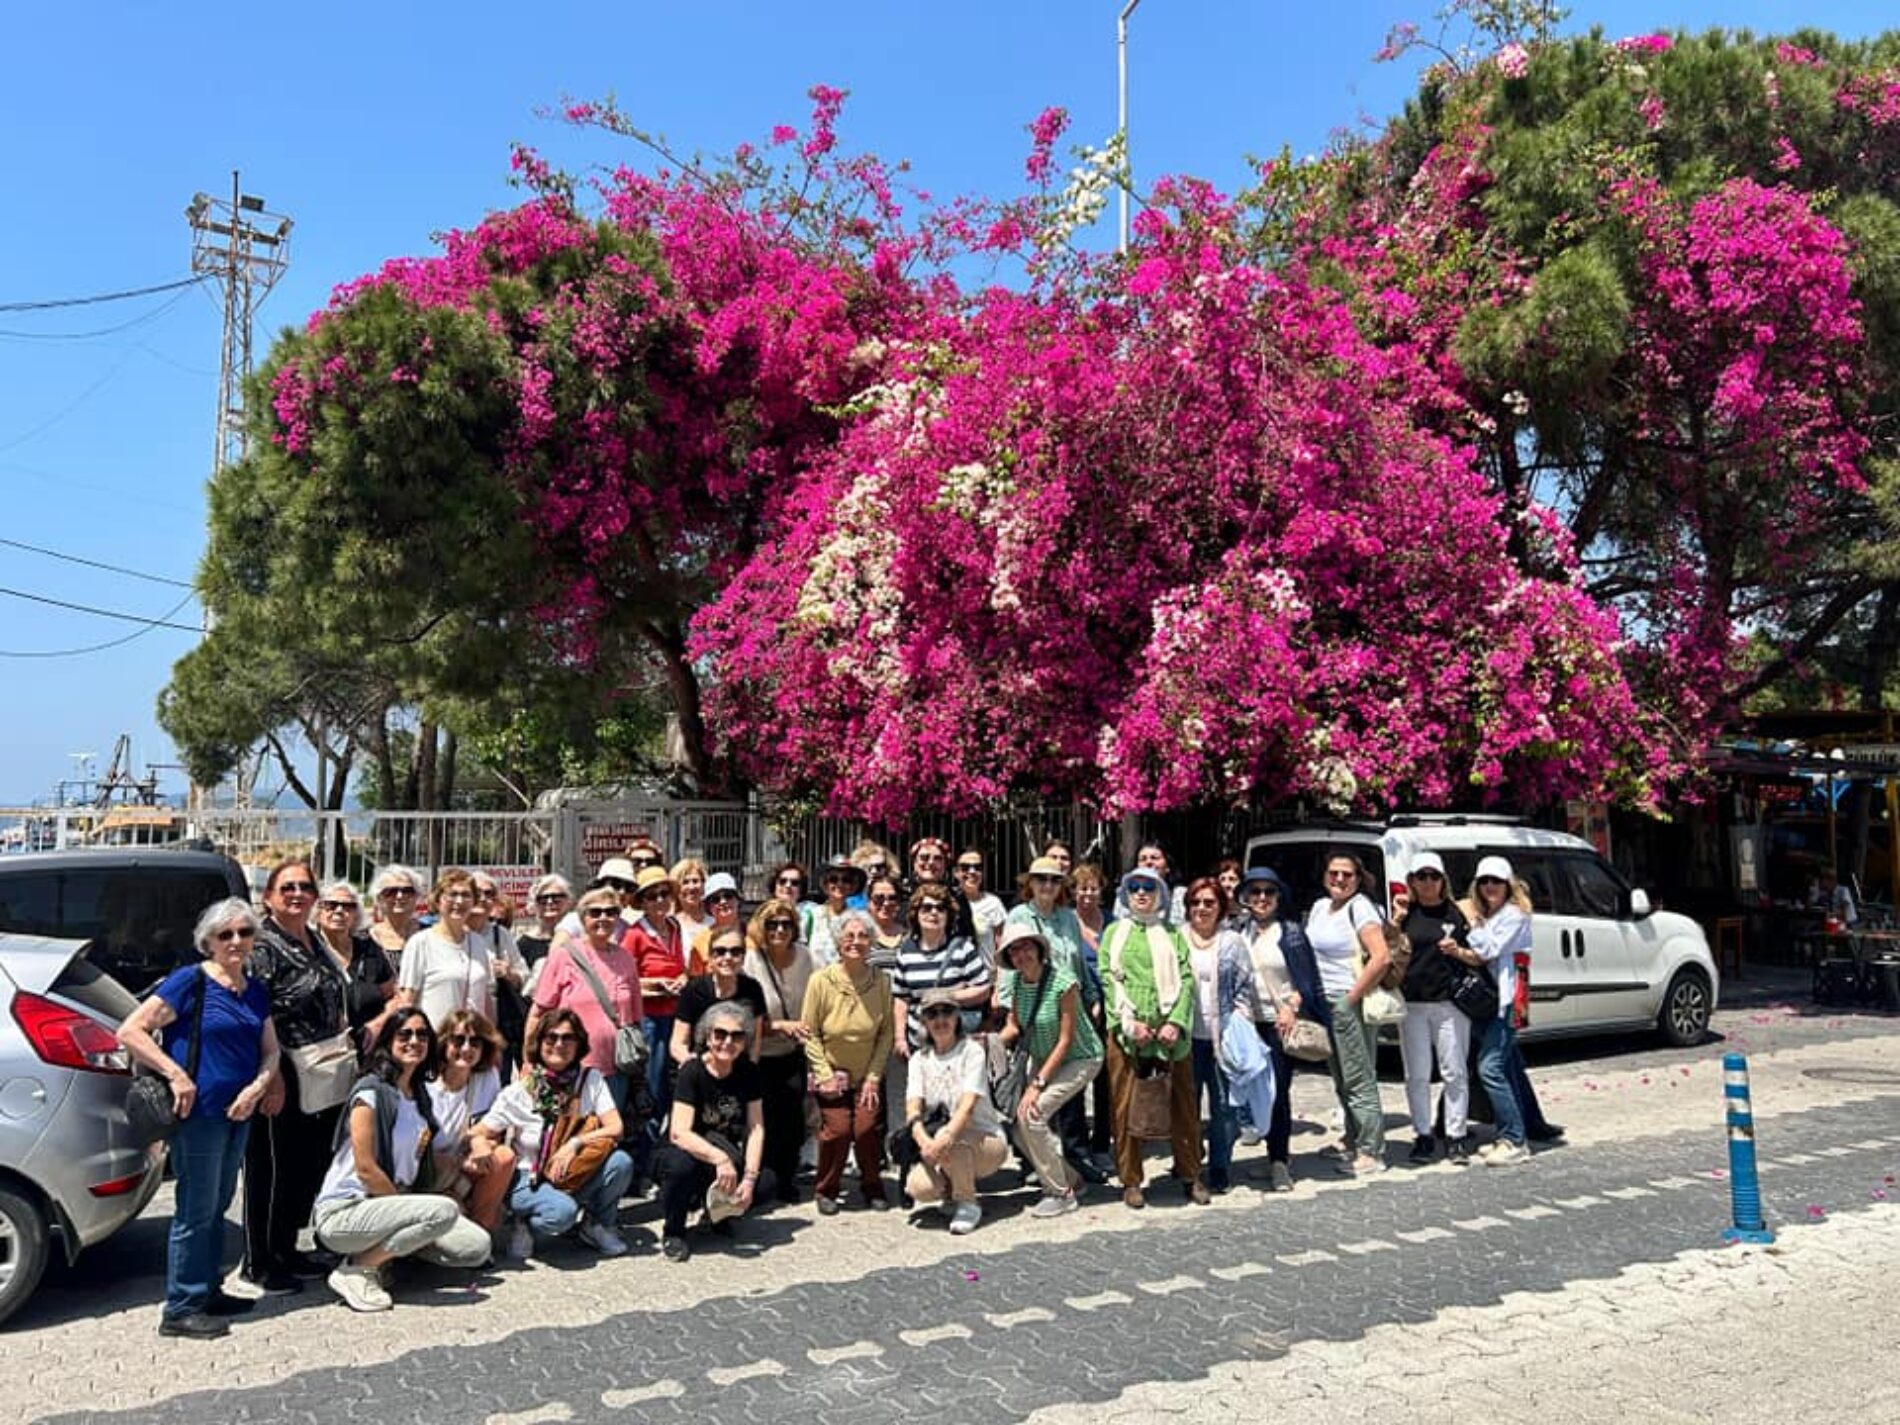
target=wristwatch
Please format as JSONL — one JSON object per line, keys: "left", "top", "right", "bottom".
{"left": 1033, "top": 1075, "right": 1049, "bottom": 1091}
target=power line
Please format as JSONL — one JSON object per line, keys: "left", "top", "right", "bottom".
{"left": 0, "top": 288, "right": 195, "bottom": 341}
{"left": 0, "top": 584, "right": 202, "bottom": 632}
{"left": 0, "top": 590, "right": 199, "bottom": 659}
{"left": 0, "top": 535, "right": 194, "bottom": 588}
{"left": 0, "top": 276, "right": 204, "bottom": 314}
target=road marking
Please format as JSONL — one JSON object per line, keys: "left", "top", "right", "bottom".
{"left": 1649, "top": 1176, "right": 1699, "bottom": 1190}
{"left": 485, "top": 1407, "right": 572, "bottom": 1425}
{"left": 1780, "top": 1153, "right": 1821, "bottom": 1165}
{"left": 1136, "top": 1274, "right": 1207, "bottom": 1295}
{"left": 1554, "top": 1195, "right": 1609, "bottom": 1209}
{"left": 1395, "top": 1226, "right": 1456, "bottom": 1244}
{"left": 1815, "top": 1146, "right": 1855, "bottom": 1158}
{"left": 1276, "top": 1249, "right": 1340, "bottom": 1266}
{"left": 1208, "top": 1262, "right": 1273, "bottom": 1282}
{"left": 706, "top": 1360, "right": 786, "bottom": 1386}
{"left": 1452, "top": 1215, "right": 1509, "bottom": 1231}
{"left": 807, "top": 1342, "right": 884, "bottom": 1366}
{"left": 601, "top": 1382, "right": 685, "bottom": 1410}
{"left": 1504, "top": 1205, "right": 1563, "bottom": 1221}
{"left": 984, "top": 1308, "right": 1056, "bottom": 1329}
{"left": 1603, "top": 1186, "right": 1656, "bottom": 1200}
{"left": 1337, "top": 1238, "right": 1398, "bottom": 1255}
{"left": 900, "top": 1324, "right": 975, "bottom": 1347}
{"left": 1850, "top": 1138, "right": 1890, "bottom": 1151}
{"left": 1065, "top": 1290, "right": 1133, "bottom": 1312}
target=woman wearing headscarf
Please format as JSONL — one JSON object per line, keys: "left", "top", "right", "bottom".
{"left": 1101, "top": 867, "right": 1206, "bottom": 1207}
{"left": 744, "top": 898, "right": 816, "bottom": 1201}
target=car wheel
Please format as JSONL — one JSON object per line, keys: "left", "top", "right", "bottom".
{"left": 1658, "top": 969, "right": 1712, "bottom": 1048}
{"left": 0, "top": 1185, "right": 51, "bottom": 1328}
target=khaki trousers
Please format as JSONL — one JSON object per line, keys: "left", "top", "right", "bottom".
{"left": 1105, "top": 1036, "right": 1201, "bottom": 1188}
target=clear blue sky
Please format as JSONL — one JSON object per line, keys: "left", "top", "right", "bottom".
{"left": 1, "top": 0, "right": 1891, "bottom": 804}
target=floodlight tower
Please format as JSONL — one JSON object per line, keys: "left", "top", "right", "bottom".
{"left": 186, "top": 172, "right": 292, "bottom": 480}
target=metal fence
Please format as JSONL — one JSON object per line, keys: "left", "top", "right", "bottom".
{"left": 770, "top": 802, "right": 1124, "bottom": 895}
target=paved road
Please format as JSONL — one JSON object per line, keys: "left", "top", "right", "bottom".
{"left": 14, "top": 983, "right": 1900, "bottom": 1425}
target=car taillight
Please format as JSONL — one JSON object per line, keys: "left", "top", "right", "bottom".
{"left": 89, "top": 1171, "right": 147, "bottom": 1197}
{"left": 10, "top": 992, "right": 133, "bottom": 1074}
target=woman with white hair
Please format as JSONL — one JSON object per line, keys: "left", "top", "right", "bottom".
{"left": 367, "top": 865, "right": 427, "bottom": 964}
{"left": 515, "top": 873, "right": 573, "bottom": 975}
{"left": 118, "top": 897, "right": 281, "bottom": 1339}
{"left": 315, "top": 881, "right": 396, "bottom": 1052}
{"left": 800, "top": 910, "right": 895, "bottom": 1214}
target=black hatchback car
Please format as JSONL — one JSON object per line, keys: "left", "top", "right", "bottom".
{"left": 0, "top": 849, "right": 251, "bottom": 997}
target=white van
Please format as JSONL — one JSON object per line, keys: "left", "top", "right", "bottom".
{"left": 1243, "top": 817, "right": 1718, "bottom": 1046}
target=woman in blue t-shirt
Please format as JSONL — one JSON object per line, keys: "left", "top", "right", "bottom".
{"left": 119, "top": 896, "right": 280, "bottom": 1341}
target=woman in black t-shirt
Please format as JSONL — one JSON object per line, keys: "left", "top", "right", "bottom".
{"left": 1393, "top": 853, "right": 1474, "bottom": 1164}
{"left": 657, "top": 1002, "right": 772, "bottom": 1261}
{"left": 669, "top": 930, "right": 768, "bottom": 1068}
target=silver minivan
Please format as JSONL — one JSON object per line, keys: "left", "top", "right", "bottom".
{"left": 0, "top": 933, "right": 162, "bottom": 1326}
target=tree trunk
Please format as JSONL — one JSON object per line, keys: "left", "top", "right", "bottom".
{"left": 370, "top": 712, "right": 399, "bottom": 810}
{"left": 645, "top": 619, "right": 711, "bottom": 790}
{"left": 416, "top": 721, "right": 439, "bottom": 814}
{"left": 1859, "top": 583, "right": 1900, "bottom": 711}
{"left": 437, "top": 730, "right": 459, "bottom": 810}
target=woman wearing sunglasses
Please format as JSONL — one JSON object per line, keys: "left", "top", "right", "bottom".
{"left": 315, "top": 881, "right": 396, "bottom": 1053}
{"left": 515, "top": 874, "right": 574, "bottom": 975}
{"left": 311, "top": 1010, "right": 492, "bottom": 1312}
{"left": 902, "top": 987, "right": 1009, "bottom": 1234}
{"left": 1451, "top": 857, "right": 1538, "bottom": 1168}
{"left": 685, "top": 873, "right": 746, "bottom": 976}
{"left": 1392, "top": 853, "right": 1473, "bottom": 1164}
{"left": 119, "top": 897, "right": 279, "bottom": 1339}
{"left": 671, "top": 929, "right": 768, "bottom": 1066}
{"left": 527, "top": 887, "right": 645, "bottom": 1116}
{"left": 470, "top": 1009, "right": 633, "bottom": 1259}
{"left": 864, "top": 875, "right": 910, "bottom": 974}
{"left": 426, "top": 1010, "right": 515, "bottom": 1241}
{"left": 367, "top": 865, "right": 426, "bottom": 966}
{"left": 656, "top": 1003, "right": 773, "bottom": 1262}
{"left": 745, "top": 899, "right": 815, "bottom": 1201}
{"left": 1304, "top": 851, "right": 1392, "bottom": 1177}
{"left": 951, "top": 849, "right": 1006, "bottom": 966}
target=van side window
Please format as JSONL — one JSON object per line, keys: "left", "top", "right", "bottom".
{"left": 1560, "top": 853, "right": 1627, "bottom": 919}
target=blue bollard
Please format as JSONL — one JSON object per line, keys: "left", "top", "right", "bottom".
{"left": 1721, "top": 1051, "right": 1775, "bottom": 1245}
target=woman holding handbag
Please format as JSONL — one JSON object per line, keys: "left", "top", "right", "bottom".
{"left": 527, "top": 887, "right": 645, "bottom": 1115}
{"left": 1102, "top": 868, "right": 1206, "bottom": 1209}
{"left": 243, "top": 860, "right": 359, "bottom": 1295}
{"left": 1236, "top": 868, "right": 1328, "bottom": 1192}
{"left": 470, "top": 1009, "right": 633, "bottom": 1259}
{"left": 118, "top": 897, "right": 279, "bottom": 1340}
{"left": 998, "top": 923, "right": 1102, "bottom": 1219}
{"left": 1303, "top": 852, "right": 1391, "bottom": 1177}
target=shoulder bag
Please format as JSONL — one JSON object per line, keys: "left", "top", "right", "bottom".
{"left": 990, "top": 969, "right": 1054, "bottom": 1121}
{"left": 288, "top": 935, "right": 360, "bottom": 1113}
{"left": 1449, "top": 964, "right": 1501, "bottom": 1022}
{"left": 569, "top": 947, "right": 651, "bottom": 1078}
{"left": 539, "top": 1106, "right": 614, "bottom": 1193}
{"left": 126, "top": 970, "right": 208, "bottom": 1148}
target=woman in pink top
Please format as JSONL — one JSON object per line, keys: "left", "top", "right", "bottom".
{"left": 527, "top": 887, "right": 644, "bottom": 1113}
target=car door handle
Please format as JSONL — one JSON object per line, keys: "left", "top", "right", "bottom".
{"left": 1575, "top": 930, "right": 1586, "bottom": 957}
{"left": 1561, "top": 929, "right": 1572, "bottom": 959}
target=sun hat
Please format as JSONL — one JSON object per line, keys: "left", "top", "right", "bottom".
{"left": 1026, "top": 856, "right": 1067, "bottom": 878}
{"left": 996, "top": 921, "right": 1050, "bottom": 961}
{"left": 918, "top": 986, "right": 965, "bottom": 1012}
{"left": 1474, "top": 854, "right": 1514, "bottom": 883}
{"left": 820, "top": 854, "right": 868, "bottom": 891}
{"left": 1121, "top": 866, "right": 1168, "bottom": 896}
{"left": 703, "top": 872, "right": 740, "bottom": 900}
{"left": 634, "top": 865, "right": 677, "bottom": 897}
{"left": 1239, "top": 866, "right": 1284, "bottom": 892}
{"left": 596, "top": 857, "right": 638, "bottom": 886}
{"left": 1409, "top": 852, "right": 1447, "bottom": 878}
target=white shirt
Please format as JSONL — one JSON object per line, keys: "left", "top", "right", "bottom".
{"left": 315, "top": 1086, "right": 428, "bottom": 1207}
{"left": 426, "top": 1066, "right": 502, "bottom": 1152}
{"left": 478, "top": 1069, "right": 615, "bottom": 1165}
{"left": 1467, "top": 904, "right": 1532, "bottom": 1019}
{"left": 399, "top": 926, "right": 525, "bottom": 1028}
{"left": 1305, "top": 894, "right": 1381, "bottom": 997}
{"left": 1189, "top": 942, "right": 1221, "bottom": 1041}
{"left": 1245, "top": 920, "right": 1290, "bottom": 1023}
{"left": 967, "top": 893, "right": 1007, "bottom": 966}
{"left": 905, "top": 1035, "right": 1001, "bottom": 1136}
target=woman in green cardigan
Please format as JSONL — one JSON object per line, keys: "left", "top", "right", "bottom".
{"left": 1100, "top": 867, "right": 1207, "bottom": 1208}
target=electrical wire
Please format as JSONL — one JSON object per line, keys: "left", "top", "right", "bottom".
{"left": 0, "top": 584, "right": 203, "bottom": 632}
{"left": 0, "top": 288, "right": 195, "bottom": 341}
{"left": 0, "top": 276, "right": 204, "bottom": 314}
{"left": 0, "top": 590, "right": 199, "bottom": 659}
{"left": 0, "top": 535, "right": 194, "bottom": 588}
{"left": 0, "top": 354, "right": 135, "bottom": 455}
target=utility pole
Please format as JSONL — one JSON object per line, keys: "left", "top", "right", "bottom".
{"left": 1118, "top": 0, "right": 1144, "bottom": 254}
{"left": 185, "top": 174, "right": 291, "bottom": 813}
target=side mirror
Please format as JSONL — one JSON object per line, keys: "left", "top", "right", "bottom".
{"left": 1628, "top": 888, "right": 1653, "bottom": 919}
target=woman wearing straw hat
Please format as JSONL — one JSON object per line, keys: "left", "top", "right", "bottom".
{"left": 998, "top": 921, "right": 1103, "bottom": 1218}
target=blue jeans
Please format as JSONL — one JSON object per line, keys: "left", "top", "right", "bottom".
{"left": 508, "top": 1151, "right": 634, "bottom": 1239}
{"left": 633, "top": 1016, "right": 674, "bottom": 1175}
{"left": 1476, "top": 1017, "right": 1526, "bottom": 1146}
{"left": 1503, "top": 1038, "right": 1551, "bottom": 1136}
{"left": 166, "top": 1113, "right": 250, "bottom": 1319}
{"left": 1190, "top": 1037, "right": 1238, "bottom": 1189}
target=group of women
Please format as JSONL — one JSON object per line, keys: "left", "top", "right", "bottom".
{"left": 115, "top": 837, "right": 1554, "bottom": 1340}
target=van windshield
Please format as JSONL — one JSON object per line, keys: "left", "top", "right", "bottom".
{"left": 1247, "top": 843, "right": 1389, "bottom": 917}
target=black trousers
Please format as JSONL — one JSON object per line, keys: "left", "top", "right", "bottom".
{"left": 242, "top": 1064, "right": 341, "bottom": 1276}
{"left": 756, "top": 1052, "right": 808, "bottom": 1198}
{"left": 1257, "top": 1021, "right": 1294, "bottom": 1163}
{"left": 655, "top": 1144, "right": 779, "bottom": 1237}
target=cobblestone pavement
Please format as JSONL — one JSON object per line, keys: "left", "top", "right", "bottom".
{"left": 15, "top": 990, "right": 1900, "bottom": 1425}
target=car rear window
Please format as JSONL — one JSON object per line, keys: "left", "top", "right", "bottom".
{"left": 1246, "top": 841, "right": 1389, "bottom": 918}
{"left": 0, "top": 866, "right": 236, "bottom": 996}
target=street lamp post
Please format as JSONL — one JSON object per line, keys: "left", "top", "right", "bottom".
{"left": 1118, "top": 0, "right": 1142, "bottom": 254}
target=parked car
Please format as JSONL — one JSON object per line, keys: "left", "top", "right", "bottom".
{"left": 0, "top": 849, "right": 249, "bottom": 998}
{"left": 1244, "top": 817, "right": 1719, "bottom": 1047}
{"left": 0, "top": 932, "right": 163, "bottom": 1326}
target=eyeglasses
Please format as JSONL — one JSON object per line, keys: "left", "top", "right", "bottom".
{"left": 776, "top": 875, "right": 804, "bottom": 887}
{"left": 446, "top": 1033, "right": 482, "bottom": 1049}
{"left": 706, "top": 1027, "right": 745, "bottom": 1044}
{"left": 537, "top": 892, "right": 570, "bottom": 904}
{"left": 766, "top": 919, "right": 796, "bottom": 932}
{"left": 583, "top": 907, "right": 621, "bottom": 921}
{"left": 541, "top": 1031, "right": 579, "bottom": 1045}
{"left": 1030, "top": 874, "right": 1063, "bottom": 885}
{"left": 1325, "top": 870, "right": 1357, "bottom": 882}
{"left": 318, "top": 900, "right": 358, "bottom": 913}
{"left": 474, "top": 887, "right": 498, "bottom": 900}
{"left": 212, "top": 926, "right": 256, "bottom": 943}
{"left": 869, "top": 893, "right": 899, "bottom": 906}
{"left": 865, "top": 862, "right": 888, "bottom": 874}
{"left": 710, "top": 944, "right": 745, "bottom": 958}
{"left": 1241, "top": 886, "right": 1276, "bottom": 899}
{"left": 629, "top": 856, "right": 662, "bottom": 870}
{"left": 708, "top": 892, "right": 739, "bottom": 907}
{"left": 955, "top": 862, "right": 982, "bottom": 874}
{"left": 1128, "top": 883, "right": 1160, "bottom": 896}
{"left": 602, "top": 877, "right": 635, "bottom": 893}
{"left": 920, "top": 1005, "right": 958, "bottom": 1020}
{"left": 917, "top": 902, "right": 946, "bottom": 914}
{"left": 1477, "top": 876, "right": 1506, "bottom": 888}
{"left": 1412, "top": 870, "right": 1445, "bottom": 882}
{"left": 276, "top": 880, "right": 316, "bottom": 896}
{"left": 394, "top": 1027, "right": 432, "bottom": 1044}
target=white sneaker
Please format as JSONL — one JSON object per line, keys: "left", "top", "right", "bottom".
{"left": 1484, "top": 1141, "right": 1530, "bottom": 1167}
{"left": 506, "top": 1221, "right": 534, "bottom": 1261}
{"left": 327, "top": 1263, "right": 392, "bottom": 1313}
{"left": 578, "top": 1219, "right": 630, "bottom": 1257}
{"left": 1029, "top": 1193, "right": 1079, "bottom": 1220}
{"left": 947, "top": 1202, "right": 983, "bottom": 1235}
{"left": 1237, "top": 1125, "right": 1263, "bottom": 1148}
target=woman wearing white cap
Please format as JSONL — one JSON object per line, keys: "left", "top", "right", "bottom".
{"left": 686, "top": 873, "right": 745, "bottom": 975}
{"left": 1451, "top": 856, "right": 1533, "bottom": 1167}
{"left": 1393, "top": 853, "right": 1473, "bottom": 1164}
